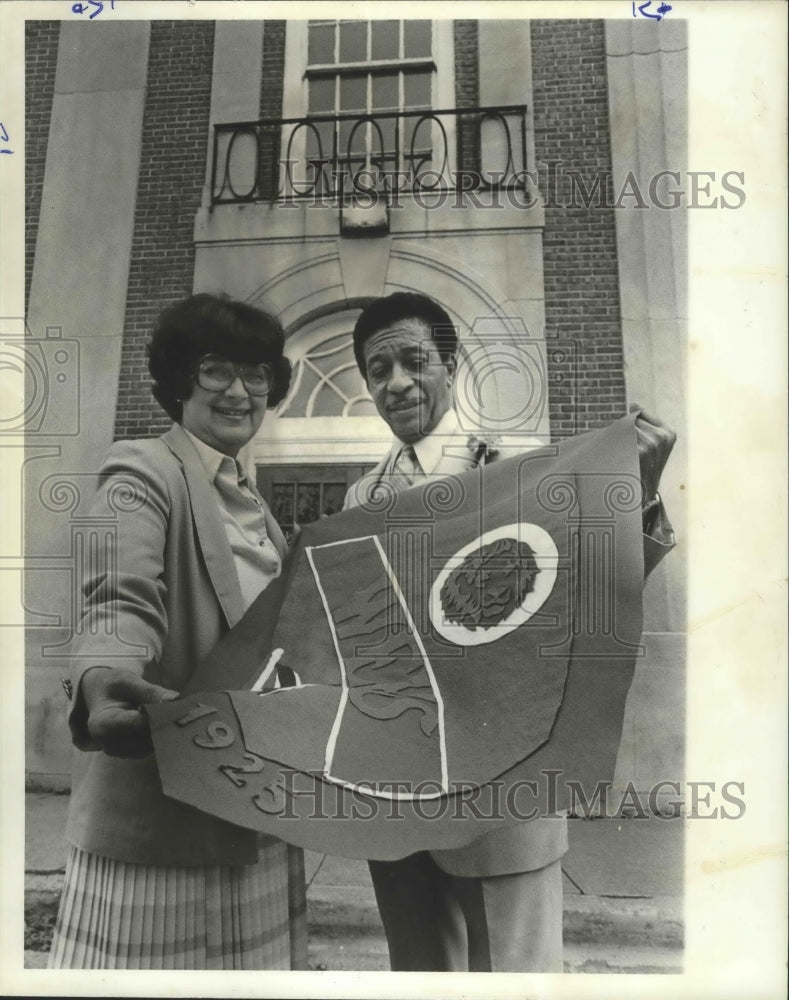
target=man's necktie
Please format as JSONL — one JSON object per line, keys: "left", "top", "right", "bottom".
{"left": 387, "top": 444, "right": 424, "bottom": 494}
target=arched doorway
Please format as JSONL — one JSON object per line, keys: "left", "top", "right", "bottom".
{"left": 250, "top": 307, "right": 388, "bottom": 535}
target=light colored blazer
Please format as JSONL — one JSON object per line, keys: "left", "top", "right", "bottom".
{"left": 65, "top": 424, "right": 287, "bottom": 867}
{"left": 345, "top": 421, "right": 673, "bottom": 876}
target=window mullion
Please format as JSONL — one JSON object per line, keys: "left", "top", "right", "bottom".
{"left": 366, "top": 71, "right": 372, "bottom": 168}
{"left": 364, "top": 18, "right": 371, "bottom": 173}
{"left": 333, "top": 21, "right": 340, "bottom": 190}
{"left": 335, "top": 73, "right": 341, "bottom": 189}
{"left": 398, "top": 69, "right": 405, "bottom": 178}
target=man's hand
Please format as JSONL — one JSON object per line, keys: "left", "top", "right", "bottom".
{"left": 629, "top": 404, "right": 677, "bottom": 502}
{"left": 80, "top": 666, "right": 179, "bottom": 758}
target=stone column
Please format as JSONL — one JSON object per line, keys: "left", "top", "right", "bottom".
{"left": 605, "top": 19, "right": 687, "bottom": 804}
{"left": 198, "top": 20, "right": 265, "bottom": 219}
{"left": 24, "top": 21, "right": 150, "bottom": 786}
{"left": 477, "top": 20, "right": 548, "bottom": 445}
{"left": 605, "top": 18, "right": 687, "bottom": 632}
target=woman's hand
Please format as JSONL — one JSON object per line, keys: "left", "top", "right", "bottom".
{"left": 80, "top": 666, "right": 179, "bottom": 758}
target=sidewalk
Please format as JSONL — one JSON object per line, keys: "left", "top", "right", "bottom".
{"left": 24, "top": 792, "right": 683, "bottom": 972}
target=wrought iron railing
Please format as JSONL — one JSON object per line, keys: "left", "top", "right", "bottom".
{"left": 210, "top": 105, "right": 529, "bottom": 205}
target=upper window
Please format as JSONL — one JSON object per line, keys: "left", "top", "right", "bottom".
{"left": 282, "top": 21, "right": 455, "bottom": 194}
{"left": 305, "top": 20, "right": 433, "bottom": 177}
{"left": 307, "top": 19, "right": 433, "bottom": 112}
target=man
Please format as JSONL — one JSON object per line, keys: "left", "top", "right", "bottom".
{"left": 344, "top": 291, "right": 676, "bottom": 972}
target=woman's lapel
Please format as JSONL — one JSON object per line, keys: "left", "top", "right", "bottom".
{"left": 161, "top": 424, "right": 246, "bottom": 628}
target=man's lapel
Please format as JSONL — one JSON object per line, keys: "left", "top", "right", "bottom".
{"left": 345, "top": 453, "right": 390, "bottom": 510}
{"left": 430, "top": 432, "right": 497, "bottom": 478}
{"left": 346, "top": 423, "right": 498, "bottom": 509}
{"left": 161, "top": 424, "right": 246, "bottom": 628}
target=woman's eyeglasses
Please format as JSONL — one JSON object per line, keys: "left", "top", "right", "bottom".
{"left": 195, "top": 355, "right": 274, "bottom": 396}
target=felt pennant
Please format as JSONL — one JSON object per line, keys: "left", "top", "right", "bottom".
{"left": 148, "top": 413, "right": 646, "bottom": 859}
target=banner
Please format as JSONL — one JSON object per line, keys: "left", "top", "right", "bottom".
{"left": 148, "top": 413, "right": 647, "bottom": 859}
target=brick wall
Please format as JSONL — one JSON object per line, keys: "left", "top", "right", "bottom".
{"left": 453, "top": 21, "right": 479, "bottom": 108}
{"left": 260, "top": 20, "right": 286, "bottom": 119}
{"left": 114, "top": 20, "right": 215, "bottom": 440}
{"left": 453, "top": 20, "right": 480, "bottom": 175}
{"left": 258, "top": 21, "right": 286, "bottom": 200}
{"left": 25, "top": 21, "right": 60, "bottom": 311}
{"left": 531, "top": 20, "right": 625, "bottom": 439}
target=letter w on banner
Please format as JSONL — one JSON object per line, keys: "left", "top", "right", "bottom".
{"left": 148, "top": 413, "right": 653, "bottom": 860}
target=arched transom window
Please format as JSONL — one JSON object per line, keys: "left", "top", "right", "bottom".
{"left": 277, "top": 311, "right": 377, "bottom": 419}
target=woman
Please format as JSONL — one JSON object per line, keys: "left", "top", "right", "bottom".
{"left": 48, "top": 293, "right": 307, "bottom": 970}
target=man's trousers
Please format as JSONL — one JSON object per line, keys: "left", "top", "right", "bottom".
{"left": 368, "top": 852, "right": 564, "bottom": 972}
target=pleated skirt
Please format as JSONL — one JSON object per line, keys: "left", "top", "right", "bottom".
{"left": 48, "top": 836, "right": 307, "bottom": 970}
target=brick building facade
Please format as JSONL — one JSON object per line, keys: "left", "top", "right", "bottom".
{"left": 25, "top": 18, "right": 631, "bottom": 446}
{"left": 24, "top": 17, "right": 686, "bottom": 792}
{"left": 114, "top": 20, "right": 215, "bottom": 440}
{"left": 24, "top": 20, "right": 59, "bottom": 309}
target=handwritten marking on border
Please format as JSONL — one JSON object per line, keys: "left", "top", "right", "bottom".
{"left": 71, "top": 1, "right": 116, "bottom": 19}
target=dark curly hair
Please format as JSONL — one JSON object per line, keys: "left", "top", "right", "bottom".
{"left": 352, "top": 292, "right": 458, "bottom": 381}
{"left": 147, "top": 293, "right": 292, "bottom": 421}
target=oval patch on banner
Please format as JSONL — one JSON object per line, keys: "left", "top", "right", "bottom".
{"left": 429, "top": 522, "right": 558, "bottom": 646}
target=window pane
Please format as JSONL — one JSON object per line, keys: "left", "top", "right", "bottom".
{"left": 321, "top": 483, "right": 346, "bottom": 517}
{"left": 308, "top": 77, "right": 335, "bottom": 114}
{"left": 340, "top": 118, "right": 367, "bottom": 158}
{"left": 332, "top": 366, "right": 368, "bottom": 401}
{"left": 404, "top": 116, "right": 434, "bottom": 176}
{"left": 281, "top": 362, "right": 320, "bottom": 417}
{"left": 372, "top": 72, "right": 398, "bottom": 111}
{"left": 296, "top": 483, "right": 321, "bottom": 523}
{"left": 371, "top": 20, "right": 399, "bottom": 60}
{"left": 370, "top": 117, "right": 397, "bottom": 168}
{"left": 304, "top": 120, "right": 334, "bottom": 169}
{"left": 404, "top": 70, "right": 431, "bottom": 109}
{"left": 340, "top": 74, "right": 367, "bottom": 112}
{"left": 339, "top": 20, "right": 367, "bottom": 62}
{"left": 308, "top": 23, "right": 335, "bottom": 65}
{"left": 404, "top": 20, "right": 431, "bottom": 58}
{"left": 270, "top": 482, "right": 295, "bottom": 527}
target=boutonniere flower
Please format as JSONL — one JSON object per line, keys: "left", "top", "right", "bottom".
{"left": 466, "top": 434, "right": 500, "bottom": 462}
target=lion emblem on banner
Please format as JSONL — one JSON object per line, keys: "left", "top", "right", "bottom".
{"left": 430, "top": 523, "right": 558, "bottom": 647}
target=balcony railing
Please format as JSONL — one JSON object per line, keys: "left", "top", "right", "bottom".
{"left": 210, "top": 105, "right": 529, "bottom": 206}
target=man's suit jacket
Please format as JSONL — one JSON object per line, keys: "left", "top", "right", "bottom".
{"left": 345, "top": 423, "right": 673, "bottom": 877}
{"left": 65, "top": 424, "right": 287, "bottom": 867}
